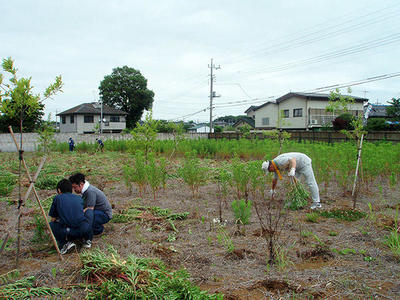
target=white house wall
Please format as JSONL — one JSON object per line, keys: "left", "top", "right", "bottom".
{"left": 254, "top": 104, "right": 278, "bottom": 128}
{"left": 59, "top": 115, "right": 77, "bottom": 133}
{"left": 278, "top": 97, "right": 307, "bottom": 129}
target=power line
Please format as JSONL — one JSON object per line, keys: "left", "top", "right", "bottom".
{"left": 220, "top": 2, "right": 400, "bottom": 65}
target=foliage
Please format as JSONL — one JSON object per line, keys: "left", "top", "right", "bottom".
{"left": 238, "top": 123, "right": 252, "bottom": 138}
{"left": 0, "top": 170, "right": 17, "bottom": 196}
{"left": 123, "top": 151, "right": 147, "bottom": 196}
{"left": 231, "top": 199, "right": 252, "bottom": 225}
{"left": 284, "top": 180, "right": 309, "bottom": 210}
{"left": 0, "top": 276, "right": 66, "bottom": 299}
{"left": 36, "top": 114, "right": 56, "bottom": 153}
{"left": 318, "top": 209, "right": 366, "bottom": 221}
{"left": 365, "top": 118, "right": 390, "bottom": 131}
{"left": 112, "top": 205, "right": 188, "bottom": 223}
{"left": 0, "top": 57, "right": 63, "bottom": 133}
{"left": 130, "top": 110, "right": 158, "bottom": 159}
{"left": 36, "top": 174, "right": 64, "bottom": 190}
{"left": 178, "top": 151, "right": 208, "bottom": 197}
{"left": 263, "top": 129, "right": 291, "bottom": 155}
{"left": 99, "top": 65, "right": 154, "bottom": 128}
{"left": 383, "top": 209, "right": 400, "bottom": 259}
{"left": 31, "top": 214, "right": 50, "bottom": 244}
{"left": 231, "top": 157, "right": 251, "bottom": 199}
{"left": 305, "top": 212, "right": 319, "bottom": 223}
{"left": 326, "top": 88, "right": 355, "bottom": 114}
{"left": 332, "top": 113, "right": 355, "bottom": 131}
{"left": 80, "top": 246, "right": 223, "bottom": 300}
{"left": 387, "top": 97, "right": 400, "bottom": 121}
{"left": 216, "top": 226, "right": 234, "bottom": 253}
{"left": 145, "top": 152, "right": 167, "bottom": 200}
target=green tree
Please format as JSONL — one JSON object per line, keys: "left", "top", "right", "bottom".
{"left": 0, "top": 57, "right": 62, "bottom": 133}
{"left": 99, "top": 66, "right": 154, "bottom": 128}
{"left": 387, "top": 97, "right": 400, "bottom": 121}
{"left": 130, "top": 110, "right": 159, "bottom": 160}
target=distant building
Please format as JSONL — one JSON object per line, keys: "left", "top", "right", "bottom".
{"left": 187, "top": 124, "right": 213, "bottom": 133}
{"left": 57, "top": 102, "right": 128, "bottom": 134}
{"left": 246, "top": 92, "right": 367, "bottom": 130}
{"left": 368, "top": 104, "right": 390, "bottom": 118}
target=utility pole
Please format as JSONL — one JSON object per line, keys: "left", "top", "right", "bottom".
{"left": 208, "top": 58, "right": 220, "bottom": 133}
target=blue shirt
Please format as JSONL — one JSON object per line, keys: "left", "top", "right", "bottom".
{"left": 49, "top": 193, "right": 86, "bottom": 228}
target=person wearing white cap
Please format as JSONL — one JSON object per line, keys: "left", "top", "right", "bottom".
{"left": 262, "top": 152, "right": 322, "bottom": 209}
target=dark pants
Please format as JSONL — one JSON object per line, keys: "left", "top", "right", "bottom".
{"left": 84, "top": 209, "right": 110, "bottom": 241}
{"left": 50, "top": 220, "right": 90, "bottom": 248}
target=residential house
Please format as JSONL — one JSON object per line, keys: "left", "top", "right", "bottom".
{"left": 247, "top": 92, "right": 367, "bottom": 130}
{"left": 233, "top": 116, "right": 255, "bottom": 129}
{"left": 57, "top": 102, "right": 128, "bottom": 133}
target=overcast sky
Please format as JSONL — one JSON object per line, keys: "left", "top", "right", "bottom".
{"left": 2, "top": 0, "right": 400, "bottom": 122}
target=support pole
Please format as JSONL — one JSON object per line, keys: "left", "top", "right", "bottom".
{"left": 351, "top": 134, "right": 364, "bottom": 197}
{"left": 9, "top": 126, "right": 63, "bottom": 261}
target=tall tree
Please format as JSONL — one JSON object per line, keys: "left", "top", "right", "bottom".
{"left": 99, "top": 66, "right": 154, "bottom": 128}
{"left": 387, "top": 97, "right": 400, "bottom": 121}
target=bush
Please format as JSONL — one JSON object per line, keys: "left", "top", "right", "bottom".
{"left": 365, "top": 118, "right": 390, "bottom": 131}
{"left": 332, "top": 113, "right": 355, "bottom": 131}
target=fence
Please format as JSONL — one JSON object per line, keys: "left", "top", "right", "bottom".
{"left": 208, "top": 131, "right": 400, "bottom": 143}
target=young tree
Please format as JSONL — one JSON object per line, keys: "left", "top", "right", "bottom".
{"left": 0, "top": 58, "right": 62, "bottom": 133}
{"left": 130, "top": 110, "right": 159, "bottom": 160}
{"left": 99, "top": 66, "right": 154, "bottom": 128}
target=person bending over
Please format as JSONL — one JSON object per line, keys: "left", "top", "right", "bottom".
{"left": 262, "top": 152, "right": 322, "bottom": 210}
{"left": 49, "top": 179, "right": 90, "bottom": 255}
{"left": 69, "top": 173, "right": 112, "bottom": 248}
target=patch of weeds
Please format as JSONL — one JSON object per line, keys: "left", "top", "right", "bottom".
{"left": 383, "top": 208, "right": 400, "bottom": 259}
{"left": 328, "top": 231, "right": 338, "bottom": 236}
{"left": 338, "top": 248, "right": 357, "bottom": 255}
{"left": 80, "top": 246, "right": 223, "bottom": 299}
{"left": 231, "top": 199, "right": 252, "bottom": 225}
{"left": 36, "top": 174, "right": 64, "bottom": 190}
{"left": 0, "top": 170, "right": 17, "bottom": 196}
{"left": 273, "top": 243, "right": 295, "bottom": 271}
{"left": 216, "top": 226, "right": 234, "bottom": 253}
{"left": 167, "top": 233, "right": 177, "bottom": 242}
{"left": 305, "top": 212, "right": 319, "bottom": 223}
{"left": 31, "top": 214, "right": 50, "bottom": 244}
{"left": 300, "top": 230, "right": 313, "bottom": 238}
{"left": 318, "top": 209, "right": 366, "bottom": 221}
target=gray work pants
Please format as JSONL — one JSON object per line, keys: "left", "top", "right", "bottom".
{"left": 295, "top": 160, "right": 320, "bottom": 203}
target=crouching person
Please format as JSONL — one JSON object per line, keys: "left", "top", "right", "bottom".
{"left": 49, "top": 179, "right": 90, "bottom": 255}
{"left": 69, "top": 173, "right": 112, "bottom": 249}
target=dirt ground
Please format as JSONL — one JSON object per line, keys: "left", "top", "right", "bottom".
{"left": 0, "top": 152, "right": 399, "bottom": 299}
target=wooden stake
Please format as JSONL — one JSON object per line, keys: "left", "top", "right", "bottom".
{"left": 9, "top": 126, "right": 63, "bottom": 261}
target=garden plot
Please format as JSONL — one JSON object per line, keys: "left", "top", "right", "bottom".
{"left": 0, "top": 147, "right": 399, "bottom": 299}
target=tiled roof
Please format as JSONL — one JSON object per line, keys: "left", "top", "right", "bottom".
{"left": 275, "top": 92, "right": 367, "bottom": 103}
{"left": 369, "top": 104, "right": 389, "bottom": 118}
{"left": 234, "top": 116, "right": 255, "bottom": 128}
{"left": 57, "top": 102, "right": 128, "bottom": 116}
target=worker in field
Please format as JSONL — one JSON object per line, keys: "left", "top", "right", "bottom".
{"left": 69, "top": 173, "right": 112, "bottom": 249}
{"left": 96, "top": 138, "right": 104, "bottom": 152}
{"left": 262, "top": 152, "right": 322, "bottom": 209}
{"left": 49, "top": 179, "right": 91, "bottom": 255}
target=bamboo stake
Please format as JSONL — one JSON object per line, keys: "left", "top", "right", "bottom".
{"left": 0, "top": 232, "right": 10, "bottom": 256}
{"left": 9, "top": 126, "right": 63, "bottom": 261}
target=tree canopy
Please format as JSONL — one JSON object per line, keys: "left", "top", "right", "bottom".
{"left": 99, "top": 66, "right": 154, "bottom": 128}
{"left": 387, "top": 97, "right": 400, "bottom": 121}
{"left": 0, "top": 57, "right": 63, "bottom": 133}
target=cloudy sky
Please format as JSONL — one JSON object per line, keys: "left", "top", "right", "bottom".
{"left": 2, "top": 0, "right": 400, "bottom": 122}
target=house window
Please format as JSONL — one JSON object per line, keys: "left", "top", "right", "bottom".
{"left": 283, "top": 110, "right": 289, "bottom": 118}
{"left": 84, "top": 115, "right": 94, "bottom": 123}
{"left": 70, "top": 115, "right": 74, "bottom": 123}
{"left": 61, "top": 116, "right": 66, "bottom": 124}
{"left": 262, "top": 117, "right": 269, "bottom": 125}
{"left": 293, "top": 108, "right": 303, "bottom": 117}
{"left": 110, "top": 116, "right": 120, "bottom": 122}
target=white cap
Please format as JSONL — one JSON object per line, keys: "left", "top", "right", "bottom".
{"left": 262, "top": 161, "right": 270, "bottom": 172}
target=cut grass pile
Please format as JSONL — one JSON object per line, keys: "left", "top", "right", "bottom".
{"left": 112, "top": 205, "right": 189, "bottom": 223}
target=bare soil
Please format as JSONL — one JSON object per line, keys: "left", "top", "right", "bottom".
{"left": 1, "top": 152, "right": 400, "bottom": 299}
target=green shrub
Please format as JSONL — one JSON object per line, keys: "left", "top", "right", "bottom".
{"left": 332, "top": 113, "right": 355, "bottom": 131}
{"left": 31, "top": 214, "right": 50, "bottom": 244}
{"left": 178, "top": 151, "right": 208, "bottom": 197}
{"left": 231, "top": 199, "right": 252, "bottom": 225}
